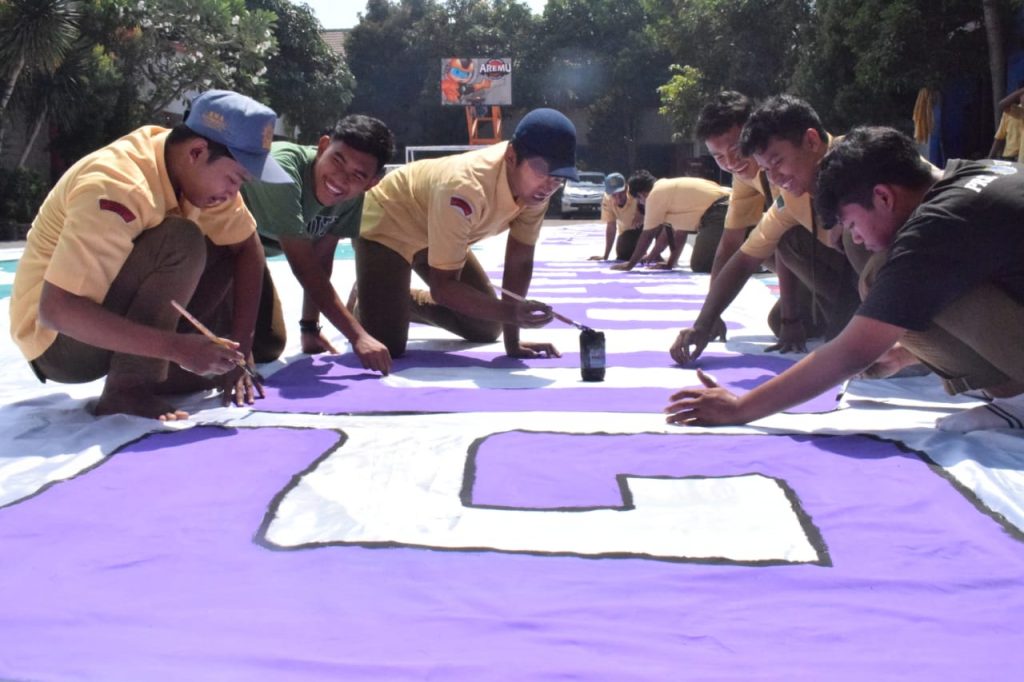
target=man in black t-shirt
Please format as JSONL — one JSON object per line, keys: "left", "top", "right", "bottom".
{"left": 663, "top": 126, "right": 1024, "bottom": 432}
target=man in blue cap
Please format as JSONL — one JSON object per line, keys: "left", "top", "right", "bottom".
{"left": 355, "top": 107, "right": 578, "bottom": 358}
{"left": 589, "top": 172, "right": 642, "bottom": 262}
{"left": 10, "top": 89, "right": 290, "bottom": 421}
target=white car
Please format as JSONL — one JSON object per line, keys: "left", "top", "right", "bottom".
{"left": 559, "top": 171, "right": 606, "bottom": 216}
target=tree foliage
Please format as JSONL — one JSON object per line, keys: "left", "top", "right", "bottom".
{"left": 792, "top": 0, "right": 995, "bottom": 131}
{"left": 656, "top": 64, "right": 703, "bottom": 141}
{"left": 246, "top": 0, "right": 355, "bottom": 142}
{"left": 346, "top": 0, "right": 540, "bottom": 149}
{"left": 0, "top": 0, "right": 82, "bottom": 154}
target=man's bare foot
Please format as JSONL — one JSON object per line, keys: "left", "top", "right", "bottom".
{"left": 859, "top": 344, "right": 921, "bottom": 379}
{"left": 94, "top": 383, "right": 190, "bottom": 421}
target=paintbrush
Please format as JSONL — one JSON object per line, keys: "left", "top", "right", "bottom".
{"left": 170, "top": 300, "right": 260, "bottom": 381}
{"left": 493, "top": 285, "right": 591, "bottom": 331}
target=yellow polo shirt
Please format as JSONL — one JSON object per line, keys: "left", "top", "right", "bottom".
{"left": 994, "top": 105, "right": 1024, "bottom": 160}
{"left": 724, "top": 170, "right": 775, "bottom": 231}
{"left": 10, "top": 126, "right": 256, "bottom": 361}
{"left": 360, "top": 142, "right": 546, "bottom": 270}
{"left": 739, "top": 135, "right": 839, "bottom": 260}
{"left": 600, "top": 192, "right": 639, "bottom": 234}
{"left": 642, "top": 177, "right": 729, "bottom": 233}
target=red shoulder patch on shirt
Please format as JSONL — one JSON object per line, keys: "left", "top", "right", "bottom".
{"left": 449, "top": 195, "right": 474, "bottom": 218}
{"left": 98, "top": 199, "right": 137, "bottom": 223}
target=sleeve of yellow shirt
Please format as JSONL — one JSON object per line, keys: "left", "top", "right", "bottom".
{"left": 195, "top": 193, "right": 256, "bottom": 247}
{"left": 724, "top": 180, "right": 765, "bottom": 231}
{"left": 45, "top": 176, "right": 150, "bottom": 303}
{"left": 995, "top": 112, "right": 1010, "bottom": 141}
{"left": 599, "top": 194, "right": 614, "bottom": 223}
{"left": 738, "top": 199, "right": 800, "bottom": 261}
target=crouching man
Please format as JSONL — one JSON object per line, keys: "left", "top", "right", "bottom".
{"left": 665, "top": 127, "right": 1024, "bottom": 432}
{"left": 10, "top": 90, "right": 290, "bottom": 420}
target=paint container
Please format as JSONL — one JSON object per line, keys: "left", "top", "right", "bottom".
{"left": 579, "top": 327, "right": 605, "bottom": 382}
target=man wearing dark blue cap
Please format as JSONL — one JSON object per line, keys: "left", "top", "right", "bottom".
{"left": 589, "top": 172, "right": 643, "bottom": 262}
{"left": 10, "top": 89, "right": 290, "bottom": 421}
{"left": 355, "top": 107, "right": 579, "bottom": 358}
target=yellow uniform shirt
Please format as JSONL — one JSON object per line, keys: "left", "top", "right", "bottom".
{"left": 738, "top": 189, "right": 832, "bottom": 260}
{"left": 360, "top": 142, "right": 546, "bottom": 270}
{"left": 10, "top": 126, "right": 256, "bottom": 361}
{"left": 994, "top": 106, "right": 1024, "bottom": 160}
{"left": 599, "top": 192, "right": 639, "bottom": 235}
{"left": 724, "top": 170, "right": 775, "bottom": 231}
{"left": 739, "top": 135, "right": 839, "bottom": 260}
{"left": 642, "top": 177, "right": 729, "bottom": 233}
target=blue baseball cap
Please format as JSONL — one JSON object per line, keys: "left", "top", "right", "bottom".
{"left": 604, "top": 172, "right": 626, "bottom": 194}
{"left": 184, "top": 90, "right": 291, "bottom": 184}
{"left": 511, "top": 108, "right": 579, "bottom": 181}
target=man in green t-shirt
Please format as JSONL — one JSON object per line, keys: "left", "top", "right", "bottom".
{"left": 242, "top": 114, "right": 396, "bottom": 374}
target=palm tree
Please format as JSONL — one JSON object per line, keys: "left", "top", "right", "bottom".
{"left": 0, "top": 0, "right": 81, "bottom": 156}
{"left": 14, "top": 41, "right": 89, "bottom": 168}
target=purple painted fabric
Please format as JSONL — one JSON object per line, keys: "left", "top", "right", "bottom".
{"left": 1, "top": 427, "right": 1022, "bottom": 679}
{"left": 259, "top": 350, "right": 839, "bottom": 415}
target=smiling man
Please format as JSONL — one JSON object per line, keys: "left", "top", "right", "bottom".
{"left": 670, "top": 95, "right": 865, "bottom": 366}
{"left": 665, "top": 126, "right": 1024, "bottom": 432}
{"left": 10, "top": 90, "right": 288, "bottom": 420}
{"left": 241, "top": 114, "right": 395, "bottom": 374}
{"left": 354, "top": 108, "right": 578, "bottom": 358}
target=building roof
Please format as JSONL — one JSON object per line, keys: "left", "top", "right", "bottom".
{"left": 320, "top": 29, "right": 349, "bottom": 57}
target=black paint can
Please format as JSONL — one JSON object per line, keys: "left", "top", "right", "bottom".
{"left": 579, "top": 328, "right": 605, "bottom": 382}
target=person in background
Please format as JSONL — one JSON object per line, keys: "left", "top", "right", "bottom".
{"left": 589, "top": 172, "right": 642, "bottom": 262}
{"left": 989, "top": 82, "right": 1024, "bottom": 162}
{"left": 610, "top": 172, "right": 729, "bottom": 274}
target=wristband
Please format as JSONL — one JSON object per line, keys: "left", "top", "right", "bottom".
{"left": 299, "top": 319, "right": 322, "bottom": 335}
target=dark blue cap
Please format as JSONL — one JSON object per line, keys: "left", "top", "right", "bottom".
{"left": 604, "top": 172, "right": 626, "bottom": 194}
{"left": 511, "top": 108, "right": 579, "bottom": 181}
{"left": 184, "top": 90, "right": 291, "bottom": 184}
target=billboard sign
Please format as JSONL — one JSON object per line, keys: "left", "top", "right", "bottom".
{"left": 441, "top": 57, "right": 512, "bottom": 106}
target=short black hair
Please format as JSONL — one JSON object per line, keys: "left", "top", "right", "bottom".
{"left": 166, "top": 124, "right": 234, "bottom": 163}
{"left": 627, "top": 169, "right": 656, "bottom": 196}
{"left": 695, "top": 91, "right": 754, "bottom": 142}
{"left": 331, "top": 114, "right": 395, "bottom": 175}
{"left": 815, "top": 126, "right": 935, "bottom": 227}
{"left": 739, "top": 95, "right": 826, "bottom": 158}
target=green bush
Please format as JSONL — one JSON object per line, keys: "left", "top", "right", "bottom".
{"left": 0, "top": 167, "right": 47, "bottom": 224}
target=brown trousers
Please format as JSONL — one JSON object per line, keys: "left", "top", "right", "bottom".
{"left": 688, "top": 197, "right": 729, "bottom": 274}
{"left": 767, "top": 226, "right": 863, "bottom": 340}
{"left": 861, "top": 252, "right": 1024, "bottom": 394}
{"left": 354, "top": 237, "right": 501, "bottom": 357}
{"left": 251, "top": 264, "right": 287, "bottom": 363}
{"left": 33, "top": 218, "right": 237, "bottom": 387}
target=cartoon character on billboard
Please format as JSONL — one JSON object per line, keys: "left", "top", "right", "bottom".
{"left": 442, "top": 58, "right": 492, "bottom": 105}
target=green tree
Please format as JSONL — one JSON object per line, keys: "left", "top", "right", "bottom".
{"left": 346, "top": 0, "right": 540, "bottom": 149}
{"left": 0, "top": 0, "right": 81, "bottom": 156}
{"left": 656, "top": 64, "right": 703, "bottom": 141}
{"left": 533, "top": 0, "right": 672, "bottom": 171}
{"left": 13, "top": 41, "right": 91, "bottom": 167}
{"left": 246, "top": 0, "right": 356, "bottom": 142}
{"left": 645, "top": 0, "right": 812, "bottom": 99}
{"left": 107, "top": 0, "right": 278, "bottom": 122}
{"left": 792, "top": 0, "right": 991, "bottom": 132}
